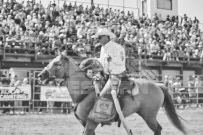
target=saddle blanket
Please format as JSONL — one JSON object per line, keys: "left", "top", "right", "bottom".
{"left": 88, "top": 97, "right": 117, "bottom": 124}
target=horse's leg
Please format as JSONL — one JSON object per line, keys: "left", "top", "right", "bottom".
{"left": 75, "top": 92, "right": 97, "bottom": 133}
{"left": 140, "top": 88, "right": 163, "bottom": 135}
{"left": 142, "top": 116, "right": 162, "bottom": 135}
{"left": 122, "top": 98, "right": 162, "bottom": 135}
{"left": 147, "top": 118, "right": 162, "bottom": 135}
{"left": 83, "top": 119, "right": 98, "bottom": 135}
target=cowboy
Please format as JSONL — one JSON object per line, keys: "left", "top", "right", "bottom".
{"left": 93, "top": 28, "right": 126, "bottom": 96}
{"left": 93, "top": 28, "right": 132, "bottom": 135}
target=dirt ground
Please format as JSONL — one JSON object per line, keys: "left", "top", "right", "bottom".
{"left": 0, "top": 108, "right": 203, "bottom": 135}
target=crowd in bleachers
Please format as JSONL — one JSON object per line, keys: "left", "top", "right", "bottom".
{"left": 0, "top": 0, "right": 203, "bottom": 61}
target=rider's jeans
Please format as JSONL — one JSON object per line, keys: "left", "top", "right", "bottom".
{"left": 100, "top": 74, "right": 121, "bottom": 97}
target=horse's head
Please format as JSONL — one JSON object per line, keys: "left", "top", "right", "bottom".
{"left": 38, "top": 50, "right": 72, "bottom": 84}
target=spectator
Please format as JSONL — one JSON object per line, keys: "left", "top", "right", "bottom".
{"left": 197, "top": 77, "right": 203, "bottom": 106}
{"left": 164, "top": 75, "right": 169, "bottom": 87}
{"left": 10, "top": 75, "right": 21, "bottom": 115}
{"left": 168, "top": 76, "right": 174, "bottom": 97}
{"left": 21, "top": 77, "right": 29, "bottom": 114}
{"left": 173, "top": 76, "right": 182, "bottom": 93}
{"left": 0, "top": 0, "right": 202, "bottom": 61}
{"left": 194, "top": 76, "right": 202, "bottom": 106}
{"left": 46, "top": 81, "right": 55, "bottom": 113}
{"left": 0, "top": 73, "right": 12, "bottom": 114}
{"left": 5, "top": 34, "right": 13, "bottom": 52}
{"left": 10, "top": 75, "right": 21, "bottom": 87}
{"left": 188, "top": 75, "right": 196, "bottom": 102}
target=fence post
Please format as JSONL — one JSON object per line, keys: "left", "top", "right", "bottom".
{"left": 197, "top": 89, "right": 199, "bottom": 106}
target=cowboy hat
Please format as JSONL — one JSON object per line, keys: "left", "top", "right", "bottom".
{"left": 93, "top": 28, "right": 116, "bottom": 39}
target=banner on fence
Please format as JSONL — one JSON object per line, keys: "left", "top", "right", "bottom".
{"left": 40, "top": 86, "right": 72, "bottom": 102}
{"left": 0, "top": 85, "right": 31, "bottom": 101}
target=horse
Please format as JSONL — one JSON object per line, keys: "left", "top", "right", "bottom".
{"left": 38, "top": 51, "right": 187, "bottom": 135}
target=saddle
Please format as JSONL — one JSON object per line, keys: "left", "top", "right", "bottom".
{"left": 119, "top": 76, "right": 137, "bottom": 96}
{"left": 88, "top": 76, "right": 139, "bottom": 125}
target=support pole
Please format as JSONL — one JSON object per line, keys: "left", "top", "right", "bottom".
{"left": 123, "top": 0, "right": 125, "bottom": 11}
{"left": 91, "top": 0, "right": 94, "bottom": 6}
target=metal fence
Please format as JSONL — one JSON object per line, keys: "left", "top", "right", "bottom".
{"left": 169, "top": 86, "right": 203, "bottom": 109}
{"left": 0, "top": 69, "right": 73, "bottom": 115}
{"left": 57, "top": 0, "right": 140, "bottom": 17}
{"left": 1, "top": 68, "right": 203, "bottom": 115}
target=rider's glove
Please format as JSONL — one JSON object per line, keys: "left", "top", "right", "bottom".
{"left": 107, "top": 55, "right": 112, "bottom": 62}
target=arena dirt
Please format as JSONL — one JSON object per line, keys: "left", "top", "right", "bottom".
{"left": 0, "top": 108, "right": 203, "bottom": 135}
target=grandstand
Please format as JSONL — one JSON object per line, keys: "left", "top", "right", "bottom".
{"left": 0, "top": 0, "right": 203, "bottom": 114}
{"left": 0, "top": 0, "right": 202, "bottom": 77}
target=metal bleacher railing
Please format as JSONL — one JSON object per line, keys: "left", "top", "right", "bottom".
{"left": 1, "top": 36, "right": 203, "bottom": 82}
{"left": 59, "top": 0, "right": 140, "bottom": 16}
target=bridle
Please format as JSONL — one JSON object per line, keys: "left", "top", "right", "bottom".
{"left": 42, "top": 64, "right": 68, "bottom": 82}
{"left": 40, "top": 57, "right": 104, "bottom": 83}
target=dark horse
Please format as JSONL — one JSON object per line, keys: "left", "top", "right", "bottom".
{"left": 38, "top": 51, "right": 187, "bottom": 135}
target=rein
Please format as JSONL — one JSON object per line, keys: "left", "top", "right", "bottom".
{"left": 44, "top": 67, "right": 68, "bottom": 81}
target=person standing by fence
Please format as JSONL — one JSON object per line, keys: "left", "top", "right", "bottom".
{"left": 21, "top": 78, "right": 29, "bottom": 114}
{"left": 188, "top": 75, "right": 196, "bottom": 103}
{"left": 46, "top": 81, "right": 55, "bottom": 114}
{"left": 196, "top": 76, "right": 203, "bottom": 107}
{"left": 10, "top": 75, "right": 21, "bottom": 114}
{"left": 0, "top": 73, "right": 12, "bottom": 114}
{"left": 173, "top": 77, "right": 182, "bottom": 93}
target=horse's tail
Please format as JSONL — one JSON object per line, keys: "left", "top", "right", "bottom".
{"left": 160, "top": 85, "right": 187, "bottom": 135}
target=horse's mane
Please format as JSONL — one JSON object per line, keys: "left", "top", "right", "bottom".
{"left": 65, "top": 56, "right": 94, "bottom": 103}
{"left": 58, "top": 49, "right": 82, "bottom": 76}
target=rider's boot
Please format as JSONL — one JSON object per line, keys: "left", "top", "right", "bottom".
{"left": 111, "top": 89, "right": 133, "bottom": 135}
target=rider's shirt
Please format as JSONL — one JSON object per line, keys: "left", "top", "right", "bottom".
{"left": 98, "top": 41, "right": 126, "bottom": 75}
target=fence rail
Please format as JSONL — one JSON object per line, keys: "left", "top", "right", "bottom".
{"left": 1, "top": 72, "right": 203, "bottom": 115}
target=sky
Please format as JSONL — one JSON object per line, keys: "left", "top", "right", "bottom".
{"left": 16, "top": 0, "right": 203, "bottom": 25}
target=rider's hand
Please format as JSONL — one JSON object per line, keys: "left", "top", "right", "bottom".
{"left": 96, "top": 93, "right": 100, "bottom": 98}
{"left": 107, "top": 55, "right": 112, "bottom": 62}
